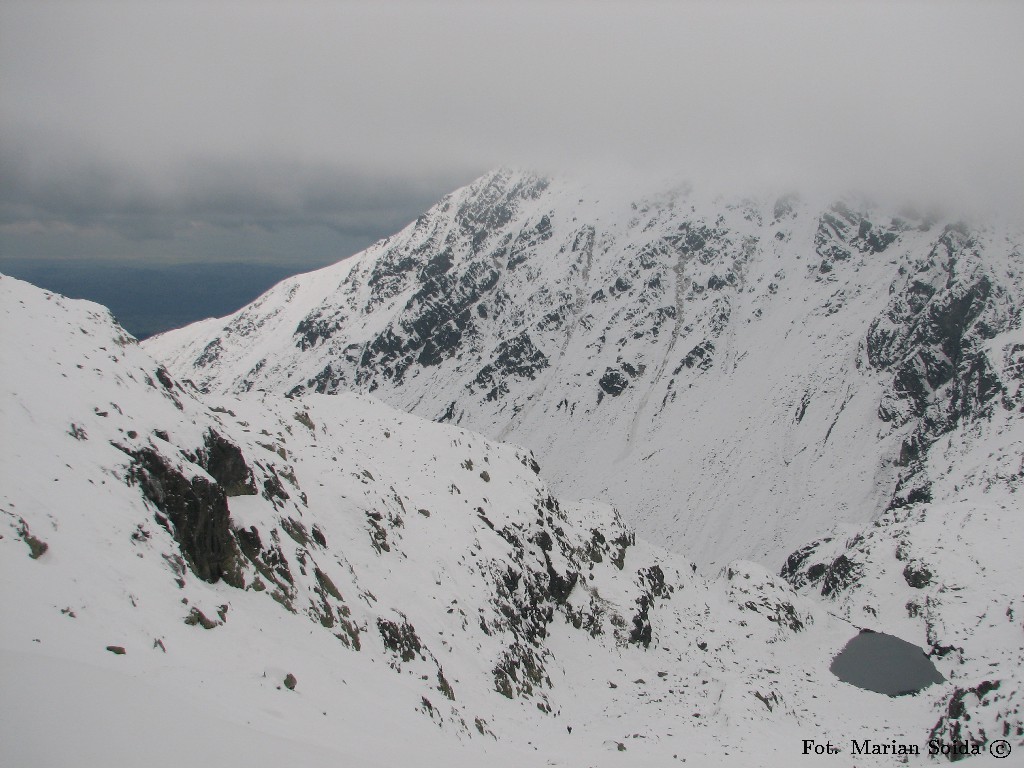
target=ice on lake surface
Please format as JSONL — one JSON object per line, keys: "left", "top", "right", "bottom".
{"left": 830, "top": 629, "right": 945, "bottom": 697}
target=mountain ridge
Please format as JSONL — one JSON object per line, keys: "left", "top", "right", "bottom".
{"left": 145, "top": 169, "right": 1024, "bottom": 569}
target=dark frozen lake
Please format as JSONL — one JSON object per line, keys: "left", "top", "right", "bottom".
{"left": 830, "top": 629, "right": 945, "bottom": 696}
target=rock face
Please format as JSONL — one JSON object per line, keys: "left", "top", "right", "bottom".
{"left": 129, "top": 447, "right": 242, "bottom": 586}
{"left": 195, "top": 430, "right": 257, "bottom": 497}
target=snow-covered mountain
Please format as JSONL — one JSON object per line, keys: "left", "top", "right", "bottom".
{"left": 147, "top": 169, "right": 1024, "bottom": 571}
{"left": 5, "top": 162, "right": 1024, "bottom": 765}
{"left": 0, "top": 275, "right": 877, "bottom": 766}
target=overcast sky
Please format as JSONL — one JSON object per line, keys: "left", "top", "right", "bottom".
{"left": 2, "top": 0, "right": 1022, "bottom": 268}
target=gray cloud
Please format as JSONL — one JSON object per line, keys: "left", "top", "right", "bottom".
{"left": 2, "top": 0, "right": 1023, "bottom": 266}
{"left": 0, "top": 135, "right": 477, "bottom": 261}
{"left": 1, "top": 142, "right": 472, "bottom": 232}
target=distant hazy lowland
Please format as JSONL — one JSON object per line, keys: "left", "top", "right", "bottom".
{"left": 0, "top": 259, "right": 308, "bottom": 339}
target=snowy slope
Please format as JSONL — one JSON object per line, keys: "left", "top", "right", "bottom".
{"left": 146, "top": 170, "right": 1024, "bottom": 573}
{"left": 4, "top": 275, "right": 1009, "bottom": 766}
{"left": 781, "top": 394, "right": 1024, "bottom": 754}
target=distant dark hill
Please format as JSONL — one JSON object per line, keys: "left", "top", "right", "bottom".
{"left": 0, "top": 259, "right": 307, "bottom": 339}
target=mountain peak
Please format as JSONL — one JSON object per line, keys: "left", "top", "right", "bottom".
{"left": 144, "top": 173, "right": 1024, "bottom": 568}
